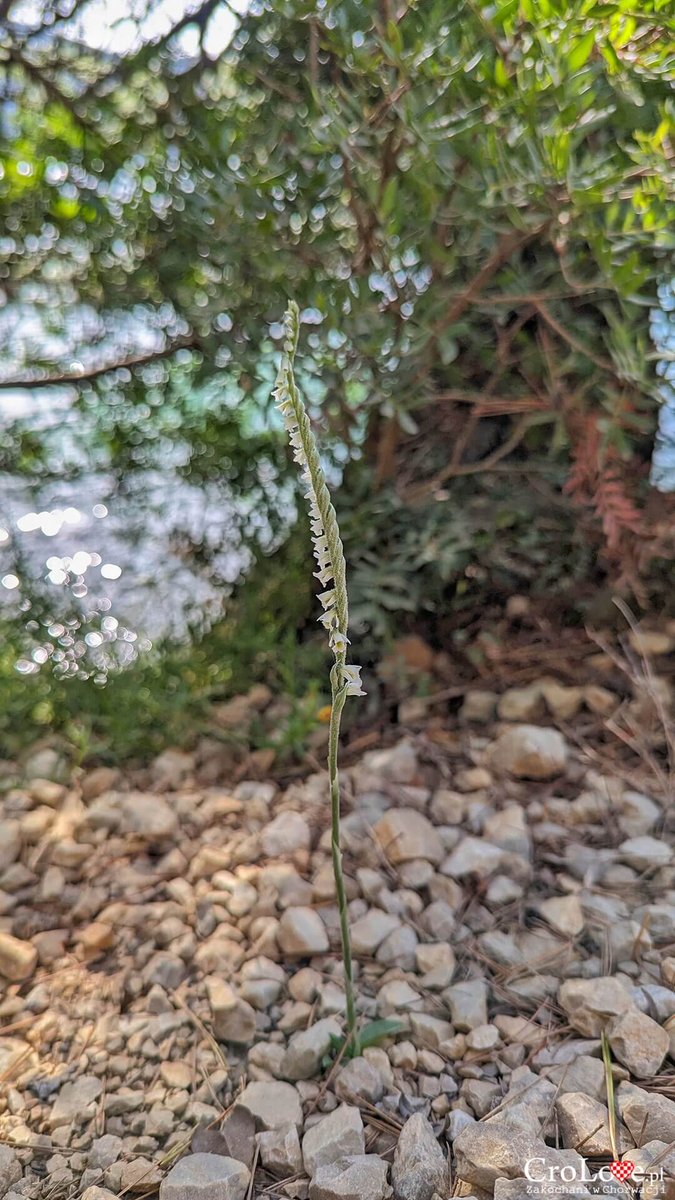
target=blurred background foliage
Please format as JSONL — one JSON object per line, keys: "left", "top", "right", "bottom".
{"left": 0, "top": 0, "right": 674, "bottom": 760}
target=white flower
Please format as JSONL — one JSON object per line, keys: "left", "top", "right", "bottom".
{"left": 341, "top": 665, "right": 366, "bottom": 696}
{"left": 317, "top": 588, "right": 337, "bottom": 610}
{"left": 314, "top": 565, "right": 334, "bottom": 585}
{"left": 330, "top": 629, "right": 350, "bottom": 654}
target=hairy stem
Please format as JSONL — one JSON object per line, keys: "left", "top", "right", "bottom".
{"left": 329, "top": 667, "right": 357, "bottom": 1050}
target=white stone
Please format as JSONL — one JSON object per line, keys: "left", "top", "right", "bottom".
{"left": 538, "top": 894, "right": 584, "bottom": 937}
{"left": 279, "top": 1018, "right": 341, "bottom": 1081}
{"left": 488, "top": 725, "right": 567, "bottom": 780}
{"left": 350, "top": 909, "right": 401, "bottom": 955}
{"left": 278, "top": 907, "right": 329, "bottom": 956}
{"left": 608, "top": 1008, "right": 669, "bottom": 1077}
{"left": 373, "top": 809, "right": 443, "bottom": 865}
{"left": 441, "top": 837, "right": 506, "bottom": 880}
{"left": 261, "top": 811, "right": 311, "bottom": 857}
{"left": 302, "top": 1105, "right": 365, "bottom": 1175}
{"left": 558, "top": 977, "right": 633, "bottom": 1036}
{"left": 618, "top": 836, "right": 673, "bottom": 871}
{"left": 236, "top": 1081, "right": 303, "bottom": 1131}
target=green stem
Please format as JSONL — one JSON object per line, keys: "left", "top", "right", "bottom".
{"left": 329, "top": 666, "right": 358, "bottom": 1053}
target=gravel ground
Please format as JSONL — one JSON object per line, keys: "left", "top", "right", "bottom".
{"left": 1, "top": 673, "right": 675, "bottom": 1200}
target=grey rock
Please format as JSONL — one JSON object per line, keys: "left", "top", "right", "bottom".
{"left": 23, "top": 746, "right": 67, "bottom": 781}
{"left": 377, "top": 924, "right": 419, "bottom": 970}
{"left": 257, "top": 1124, "right": 303, "bottom": 1176}
{"left": 302, "top": 1105, "right": 365, "bottom": 1175}
{"left": 634, "top": 983, "right": 675, "bottom": 1024}
{"left": 618, "top": 836, "right": 673, "bottom": 871}
{"left": 159, "top": 1153, "right": 250, "bottom": 1200}
{"left": 392, "top": 1113, "right": 448, "bottom": 1200}
{"left": 445, "top": 979, "right": 489, "bottom": 1031}
{"left": 261, "top": 811, "right": 311, "bottom": 857}
{"left": 537, "top": 894, "right": 584, "bottom": 938}
{"left": 617, "top": 791, "right": 661, "bottom": 837}
{"left": 362, "top": 739, "right": 418, "bottom": 783}
{"left": 498, "top": 684, "right": 544, "bottom": 722}
{"left": 88, "top": 1135, "right": 125, "bottom": 1170}
{"left": 608, "top": 1008, "right": 669, "bottom": 1077}
{"left": 309, "top": 1154, "right": 391, "bottom": 1200}
{"left": 415, "top": 942, "right": 456, "bottom": 990}
{"left": 462, "top": 1078, "right": 500, "bottom": 1118}
{"left": 555, "top": 1093, "right": 615, "bottom": 1154}
{"left": 0, "top": 1146, "right": 21, "bottom": 1193}
{"left": 558, "top": 976, "right": 633, "bottom": 1036}
{"left": 334, "top": 1056, "right": 385, "bottom": 1104}
{"left": 453, "top": 1117, "right": 540, "bottom": 1190}
{"left": 279, "top": 1018, "right": 341, "bottom": 1081}
{"left": 461, "top": 690, "right": 498, "bottom": 722}
{"left": 545, "top": 1054, "right": 605, "bottom": 1100}
{"left": 441, "top": 837, "right": 506, "bottom": 880}
{"left": 350, "top": 909, "right": 401, "bottom": 955}
{"left": 100, "top": 791, "right": 178, "bottom": 839}
{"left": 49, "top": 1074, "right": 103, "bottom": 1128}
{"left": 446, "top": 1110, "right": 475, "bottom": 1141}
{"left": 617, "top": 1082, "right": 675, "bottom": 1143}
{"left": 236, "top": 1081, "right": 303, "bottom": 1131}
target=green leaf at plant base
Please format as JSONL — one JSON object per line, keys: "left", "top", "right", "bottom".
{"left": 323, "top": 1018, "right": 408, "bottom": 1067}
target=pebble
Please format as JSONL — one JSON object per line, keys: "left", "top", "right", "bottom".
{"left": 558, "top": 976, "right": 633, "bottom": 1036}
{"left": 391, "top": 1113, "right": 448, "bottom": 1200}
{"left": 334, "top": 1057, "right": 385, "bottom": 1104}
{"left": 618, "top": 836, "right": 673, "bottom": 871}
{"left": 277, "top": 907, "right": 330, "bottom": 956}
{"left": 415, "top": 942, "right": 456, "bottom": 989}
{"left": 257, "top": 1124, "right": 303, "bottom": 1176}
{"left": 618, "top": 1082, "right": 675, "bottom": 1143}
{"left": 309, "top": 1154, "right": 390, "bottom": 1200}
{"left": 373, "top": 808, "right": 444, "bottom": 865}
{"left": 302, "top": 1105, "right": 365, "bottom": 1175}
{"left": 279, "top": 1018, "right": 341, "bottom": 1081}
{"left": 350, "top": 909, "right": 401, "bottom": 955}
{"left": 159, "top": 1153, "right": 250, "bottom": 1200}
{"left": 236, "top": 1081, "right": 303, "bottom": 1131}
{"left": 0, "top": 1146, "right": 21, "bottom": 1193}
{"left": 608, "top": 1008, "right": 669, "bottom": 1077}
{"left": 445, "top": 980, "right": 489, "bottom": 1031}
{"left": 206, "top": 978, "right": 257, "bottom": 1044}
{"left": 537, "top": 894, "right": 584, "bottom": 937}
{"left": 488, "top": 725, "right": 567, "bottom": 779}
{"left": 0, "top": 933, "right": 37, "bottom": 981}
{"left": 555, "top": 1092, "right": 616, "bottom": 1154}
{"left": 261, "top": 811, "right": 311, "bottom": 857}
{"left": 49, "top": 1075, "right": 103, "bottom": 1128}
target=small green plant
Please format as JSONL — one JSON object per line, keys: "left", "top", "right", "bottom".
{"left": 273, "top": 301, "right": 366, "bottom": 1050}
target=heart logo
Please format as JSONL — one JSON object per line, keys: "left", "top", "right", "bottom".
{"left": 610, "top": 1161, "right": 635, "bottom": 1183}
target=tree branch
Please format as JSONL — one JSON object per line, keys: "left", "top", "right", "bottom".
{"left": 533, "top": 300, "right": 614, "bottom": 373}
{"left": 0, "top": 336, "right": 199, "bottom": 390}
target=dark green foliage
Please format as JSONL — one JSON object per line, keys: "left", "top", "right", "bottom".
{"left": 0, "top": 0, "right": 673, "bottom": 757}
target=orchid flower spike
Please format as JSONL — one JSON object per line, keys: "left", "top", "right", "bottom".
{"left": 274, "top": 301, "right": 365, "bottom": 697}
